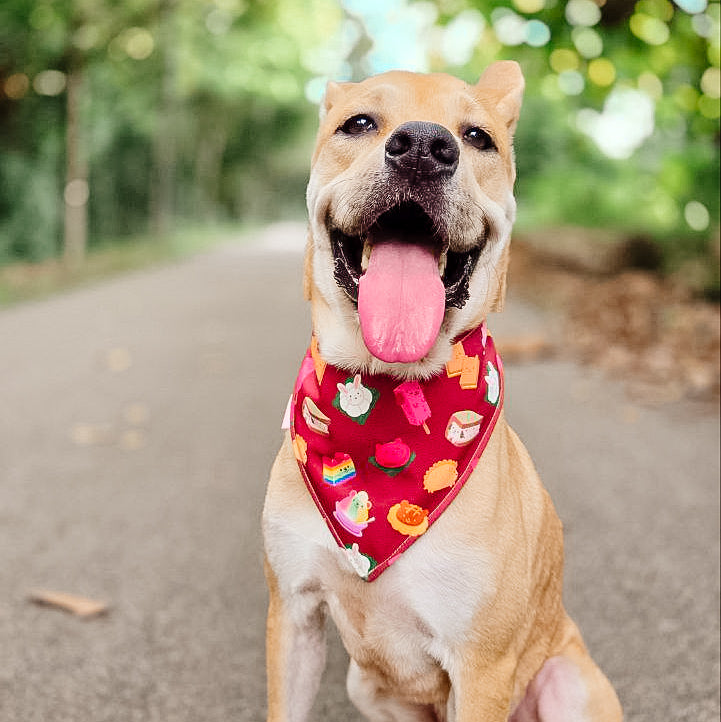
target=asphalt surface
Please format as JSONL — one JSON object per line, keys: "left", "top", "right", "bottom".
{"left": 0, "top": 222, "right": 718, "bottom": 722}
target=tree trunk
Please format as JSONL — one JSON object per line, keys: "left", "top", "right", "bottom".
{"left": 194, "top": 114, "right": 228, "bottom": 220}
{"left": 63, "top": 64, "right": 88, "bottom": 268}
{"left": 151, "top": 0, "right": 179, "bottom": 238}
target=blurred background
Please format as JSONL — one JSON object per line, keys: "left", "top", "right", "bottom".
{"left": 0, "top": 4, "right": 719, "bottom": 720}
{"left": 1, "top": 0, "right": 719, "bottom": 297}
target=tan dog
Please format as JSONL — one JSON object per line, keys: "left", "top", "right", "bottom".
{"left": 262, "top": 63, "right": 622, "bottom": 721}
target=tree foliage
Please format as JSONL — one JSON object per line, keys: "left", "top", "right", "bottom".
{"left": 470, "top": 0, "right": 721, "bottom": 269}
{"left": 0, "top": 0, "right": 336, "bottom": 261}
{"left": 0, "top": 0, "right": 718, "bottom": 289}
{"left": 325, "top": 0, "right": 719, "bottom": 276}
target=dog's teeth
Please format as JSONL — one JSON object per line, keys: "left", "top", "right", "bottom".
{"left": 438, "top": 250, "right": 448, "bottom": 277}
{"left": 361, "top": 241, "right": 372, "bottom": 273}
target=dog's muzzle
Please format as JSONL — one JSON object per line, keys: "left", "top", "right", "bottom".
{"left": 325, "top": 120, "right": 486, "bottom": 361}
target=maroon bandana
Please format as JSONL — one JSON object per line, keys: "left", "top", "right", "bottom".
{"left": 289, "top": 323, "right": 503, "bottom": 581}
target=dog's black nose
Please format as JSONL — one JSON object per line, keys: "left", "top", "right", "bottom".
{"left": 385, "top": 121, "right": 459, "bottom": 182}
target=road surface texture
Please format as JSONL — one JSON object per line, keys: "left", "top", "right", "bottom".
{"left": 0, "top": 223, "right": 718, "bottom": 721}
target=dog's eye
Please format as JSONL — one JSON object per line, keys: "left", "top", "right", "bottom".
{"left": 338, "top": 114, "right": 377, "bottom": 136}
{"left": 463, "top": 127, "right": 496, "bottom": 151}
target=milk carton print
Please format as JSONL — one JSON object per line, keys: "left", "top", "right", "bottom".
{"left": 445, "top": 410, "right": 483, "bottom": 447}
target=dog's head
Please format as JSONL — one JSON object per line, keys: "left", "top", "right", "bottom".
{"left": 305, "top": 62, "right": 524, "bottom": 378}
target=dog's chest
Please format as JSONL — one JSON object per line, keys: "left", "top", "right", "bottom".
{"left": 322, "top": 516, "right": 497, "bottom": 666}
{"left": 265, "top": 439, "right": 498, "bottom": 678}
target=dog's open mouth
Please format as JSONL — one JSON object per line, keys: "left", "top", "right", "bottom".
{"left": 330, "top": 202, "right": 482, "bottom": 308}
{"left": 328, "top": 201, "right": 484, "bottom": 363}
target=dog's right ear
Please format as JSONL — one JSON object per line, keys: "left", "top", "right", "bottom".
{"left": 319, "top": 80, "right": 351, "bottom": 121}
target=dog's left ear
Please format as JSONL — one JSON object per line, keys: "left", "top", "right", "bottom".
{"left": 475, "top": 61, "right": 524, "bottom": 135}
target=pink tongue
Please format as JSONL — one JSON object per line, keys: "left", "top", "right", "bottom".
{"left": 358, "top": 241, "right": 445, "bottom": 363}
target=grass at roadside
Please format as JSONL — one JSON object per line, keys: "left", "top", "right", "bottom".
{"left": 0, "top": 223, "right": 257, "bottom": 307}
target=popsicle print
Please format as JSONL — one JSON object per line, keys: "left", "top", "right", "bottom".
{"left": 393, "top": 381, "right": 431, "bottom": 434}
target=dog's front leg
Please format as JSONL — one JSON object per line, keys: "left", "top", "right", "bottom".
{"left": 446, "top": 649, "right": 517, "bottom": 722}
{"left": 265, "top": 559, "right": 327, "bottom": 722}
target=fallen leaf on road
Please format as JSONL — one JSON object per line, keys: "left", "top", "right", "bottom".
{"left": 69, "top": 422, "right": 114, "bottom": 446}
{"left": 509, "top": 242, "right": 720, "bottom": 403}
{"left": 105, "top": 347, "right": 133, "bottom": 373}
{"left": 122, "top": 402, "right": 150, "bottom": 426}
{"left": 118, "top": 428, "right": 146, "bottom": 451}
{"left": 28, "top": 590, "right": 109, "bottom": 618}
{"left": 568, "top": 272, "right": 720, "bottom": 403}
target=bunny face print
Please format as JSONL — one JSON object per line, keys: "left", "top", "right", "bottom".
{"left": 334, "top": 375, "right": 378, "bottom": 425}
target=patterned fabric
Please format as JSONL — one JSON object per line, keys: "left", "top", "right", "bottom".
{"left": 289, "top": 323, "right": 503, "bottom": 581}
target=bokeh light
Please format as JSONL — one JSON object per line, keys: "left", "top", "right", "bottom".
{"left": 588, "top": 58, "right": 616, "bottom": 86}
{"left": 491, "top": 8, "right": 551, "bottom": 47}
{"left": 33, "top": 70, "right": 67, "bottom": 96}
{"left": 638, "top": 71, "right": 664, "bottom": 100}
{"left": 558, "top": 69, "right": 585, "bottom": 94}
{"left": 440, "top": 9, "right": 486, "bottom": 65}
{"left": 698, "top": 94, "right": 721, "bottom": 118}
{"left": 540, "top": 73, "right": 565, "bottom": 99}
{"left": 684, "top": 200, "right": 710, "bottom": 231}
{"left": 513, "top": 0, "right": 546, "bottom": 12}
{"left": 577, "top": 88, "right": 656, "bottom": 159}
{"left": 114, "top": 27, "right": 155, "bottom": 61}
{"left": 4, "top": 73, "right": 30, "bottom": 100}
{"left": 630, "top": 13, "right": 671, "bottom": 45}
{"left": 674, "top": 0, "right": 708, "bottom": 13}
{"left": 674, "top": 83, "right": 699, "bottom": 111}
{"left": 525, "top": 20, "right": 551, "bottom": 46}
{"left": 73, "top": 25, "right": 102, "bottom": 52}
{"left": 565, "top": 0, "right": 602, "bottom": 27}
{"left": 550, "top": 48, "right": 580, "bottom": 72}
{"left": 572, "top": 27, "right": 604, "bottom": 58}
{"left": 649, "top": 189, "right": 680, "bottom": 228}
{"left": 492, "top": 8, "right": 529, "bottom": 45}
{"left": 64, "top": 179, "right": 90, "bottom": 208}
{"left": 692, "top": 12, "right": 715, "bottom": 37}
{"left": 636, "top": 0, "right": 674, "bottom": 22}
{"left": 700, "top": 67, "right": 721, "bottom": 97}
{"left": 342, "top": 0, "right": 438, "bottom": 74}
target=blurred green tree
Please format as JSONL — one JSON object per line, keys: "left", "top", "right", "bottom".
{"left": 313, "top": 0, "right": 719, "bottom": 286}
{"left": 0, "top": 0, "right": 337, "bottom": 263}
{"left": 0, "top": 0, "right": 718, "bottom": 293}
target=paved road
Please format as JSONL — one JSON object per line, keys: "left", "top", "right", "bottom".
{"left": 0, "top": 223, "right": 718, "bottom": 721}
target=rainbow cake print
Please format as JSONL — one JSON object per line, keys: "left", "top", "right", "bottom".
{"left": 322, "top": 453, "right": 356, "bottom": 486}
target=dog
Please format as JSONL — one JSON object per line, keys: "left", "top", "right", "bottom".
{"left": 262, "top": 62, "right": 623, "bottom": 722}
